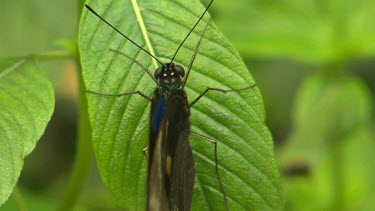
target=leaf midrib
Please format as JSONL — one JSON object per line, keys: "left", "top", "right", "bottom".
{"left": 131, "top": 0, "right": 159, "bottom": 69}
{"left": 0, "top": 60, "right": 26, "bottom": 80}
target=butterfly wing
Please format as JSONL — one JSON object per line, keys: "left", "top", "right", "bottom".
{"left": 148, "top": 90, "right": 169, "bottom": 211}
{"left": 148, "top": 90, "right": 195, "bottom": 211}
{"left": 164, "top": 91, "right": 195, "bottom": 211}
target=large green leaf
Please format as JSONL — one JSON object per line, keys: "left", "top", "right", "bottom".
{"left": 279, "top": 73, "right": 372, "bottom": 166}
{"left": 79, "top": 0, "right": 282, "bottom": 210}
{"left": 282, "top": 127, "right": 375, "bottom": 210}
{"left": 213, "top": 0, "right": 375, "bottom": 63}
{"left": 0, "top": 58, "right": 54, "bottom": 206}
{"left": 278, "top": 73, "right": 374, "bottom": 210}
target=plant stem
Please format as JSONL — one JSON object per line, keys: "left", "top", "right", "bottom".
{"left": 56, "top": 57, "right": 92, "bottom": 211}
{"left": 331, "top": 141, "right": 345, "bottom": 211}
{"left": 34, "top": 51, "right": 73, "bottom": 61}
{"left": 56, "top": 1, "right": 93, "bottom": 209}
{"left": 12, "top": 186, "right": 28, "bottom": 211}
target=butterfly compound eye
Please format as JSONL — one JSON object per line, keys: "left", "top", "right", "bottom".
{"left": 154, "top": 66, "right": 163, "bottom": 79}
{"left": 174, "top": 65, "right": 185, "bottom": 78}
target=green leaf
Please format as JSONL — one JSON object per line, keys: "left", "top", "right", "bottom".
{"left": 0, "top": 58, "right": 55, "bottom": 206}
{"left": 278, "top": 73, "right": 374, "bottom": 210}
{"left": 213, "top": 0, "right": 375, "bottom": 63}
{"left": 283, "top": 127, "right": 375, "bottom": 210}
{"left": 279, "top": 73, "right": 372, "bottom": 166}
{"left": 79, "top": 0, "right": 282, "bottom": 210}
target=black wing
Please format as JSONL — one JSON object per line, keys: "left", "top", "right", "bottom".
{"left": 164, "top": 91, "right": 195, "bottom": 211}
{"left": 148, "top": 89, "right": 169, "bottom": 211}
{"left": 148, "top": 90, "right": 195, "bottom": 211}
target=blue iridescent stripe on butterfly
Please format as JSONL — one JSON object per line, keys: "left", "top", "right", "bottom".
{"left": 151, "top": 95, "right": 166, "bottom": 136}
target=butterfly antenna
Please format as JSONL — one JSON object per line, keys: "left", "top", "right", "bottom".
{"left": 85, "top": 4, "right": 164, "bottom": 67}
{"left": 170, "top": 0, "right": 214, "bottom": 63}
{"left": 183, "top": 19, "right": 211, "bottom": 86}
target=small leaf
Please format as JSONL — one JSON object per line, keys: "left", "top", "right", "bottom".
{"left": 0, "top": 58, "right": 55, "bottom": 206}
{"left": 280, "top": 73, "right": 372, "bottom": 166}
{"left": 79, "top": 0, "right": 282, "bottom": 210}
{"left": 279, "top": 73, "right": 374, "bottom": 210}
{"left": 283, "top": 127, "right": 375, "bottom": 210}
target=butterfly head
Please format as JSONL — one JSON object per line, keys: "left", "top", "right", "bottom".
{"left": 155, "top": 63, "right": 184, "bottom": 92}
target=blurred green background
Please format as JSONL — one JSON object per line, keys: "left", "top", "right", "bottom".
{"left": 1, "top": 0, "right": 374, "bottom": 210}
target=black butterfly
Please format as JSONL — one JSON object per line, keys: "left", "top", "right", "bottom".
{"left": 85, "top": 0, "right": 255, "bottom": 210}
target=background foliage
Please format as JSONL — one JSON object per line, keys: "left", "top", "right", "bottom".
{"left": 1, "top": 0, "right": 375, "bottom": 210}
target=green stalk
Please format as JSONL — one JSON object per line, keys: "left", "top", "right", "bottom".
{"left": 330, "top": 140, "right": 345, "bottom": 211}
{"left": 56, "top": 58, "right": 92, "bottom": 211}
{"left": 12, "top": 186, "right": 28, "bottom": 211}
{"left": 34, "top": 51, "right": 73, "bottom": 61}
{"left": 56, "top": 1, "right": 92, "bottom": 210}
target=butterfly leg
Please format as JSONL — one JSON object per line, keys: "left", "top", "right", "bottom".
{"left": 189, "top": 84, "right": 256, "bottom": 107}
{"left": 88, "top": 90, "right": 151, "bottom": 161}
{"left": 190, "top": 131, "right": 229, "bottom": 211}
{"left": 87, "top": 90, "right": 152, "bottom": 102}
{"left": 142, "top": 146, "right": 149, "bottom": 161}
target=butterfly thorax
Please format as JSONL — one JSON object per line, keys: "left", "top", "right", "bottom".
{"left": 155, "top": 63, "right": 185, "bottom": 99}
